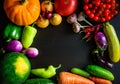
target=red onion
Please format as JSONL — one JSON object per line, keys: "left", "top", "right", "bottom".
{"left": 42, "top": 10, "right": 53, "bottom": 19}
{"left": 6, "top": 40, "right": 23, "bottom": 52}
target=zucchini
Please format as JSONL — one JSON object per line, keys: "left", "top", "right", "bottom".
{"left": 103, "top": 22, "right": 120, "bottom": 62}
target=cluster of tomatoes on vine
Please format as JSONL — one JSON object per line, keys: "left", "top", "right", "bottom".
{"left": 83, "top": 0, "right": 119, "bottom": 22}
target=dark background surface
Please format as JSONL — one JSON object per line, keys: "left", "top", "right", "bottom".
{"left": 0, "top": 0, "right": 120, "bottom": 84}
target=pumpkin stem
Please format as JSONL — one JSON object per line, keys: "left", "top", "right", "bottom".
{"left": 21, "top": 0, "right": 28, "bottom": 5}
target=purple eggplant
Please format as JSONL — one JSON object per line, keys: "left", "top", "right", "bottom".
{"left": 92, "top": 49, "right": 113, "bottom": 69}
{"left": 6, "top": 40, "right": 23, "bottom": 52}
{"left": 22, "top": 47, "right": 39, "bottom": 58}
{"left": 94, "top": 32, "right": 107, "bottom": 50}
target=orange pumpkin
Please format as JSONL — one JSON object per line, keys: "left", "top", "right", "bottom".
{"left": 4, "top": 0, "right": 40, "bottom": 26}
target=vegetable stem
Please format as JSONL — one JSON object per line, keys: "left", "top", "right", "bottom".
{"left": 55, "top": 64, "right": 61, "bottom": 70}
{"left": 77, "top": 12, "right": 93, "bottom": 26}
{"left": 21, "top": 0, "right": 28, "bottom": 5}
{"left": 84, "top": 19, "right": 93, "bottom": 26}
{"left": 32, "top": 22, "right": 36, "bottom": 27}
{"left": 75, "top": 21, "right": 90, "bottom": 29}
{"left": 6, "top": 38, "right": 11, "bottom": 42}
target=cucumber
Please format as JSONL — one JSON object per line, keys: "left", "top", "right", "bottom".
{"left": 71, "top": 67, "right": 90, "bottom": 78}
{"left": 23, "top": 78, "right": 55, "bottom": 84}
{"left": 86, "top": 65, "right": 114, "bottom": 81}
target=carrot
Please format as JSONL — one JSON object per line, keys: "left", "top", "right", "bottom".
{"left": 89, "top": 76, "right": 112, "bottom": 84}
{"left": 58, "top": 72, "right": 95, "bottom": 84}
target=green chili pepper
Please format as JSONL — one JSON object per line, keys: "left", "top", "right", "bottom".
{"left": 71, "top": 67, "right": 90, "bottom": 78}
{"left": 31, "top": 64, "right": 61, "bottom": 78}
{"left": 23, "top": 78, "right": 55, "bottom": 84}
{"left": 3, "top": 23, "right": 21, "bottom": 42}
{"left": 21, "top": 23, "right": 37, "bottom": 48}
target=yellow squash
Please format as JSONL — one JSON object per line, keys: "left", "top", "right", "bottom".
{"left": 103, "top": 22, "right": 120, "bottom": 62}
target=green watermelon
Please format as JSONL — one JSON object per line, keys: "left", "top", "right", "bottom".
{"left": 0, "top": 52, "right": 31, "bottom": 84}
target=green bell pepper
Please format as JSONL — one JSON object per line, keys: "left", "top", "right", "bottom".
{"left": 3, "top": 23, "right": 21, "bottom": 42}
{"left": 31, "top": 64, "right": 61, "bottom": 78}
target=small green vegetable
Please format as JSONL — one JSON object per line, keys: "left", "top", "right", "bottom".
{"left": 3, "top": 23, "right": 21, "bottom": 42}
{"left": 71, "top": 67, "right": 90, "bottom": 78}
{"left": 86, "top": 65, "right": 114, "bottom": 81}
{"left": 31, "top": 64, "right": 61, "bottom": 78}
{"left": 23, "top": 78, "right": 55, "bottom": 84}
{"left": 21, "top": 23, "right": 37, "bottom": 48}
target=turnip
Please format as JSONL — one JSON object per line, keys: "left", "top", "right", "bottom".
{"left": 6, "top": 40, "right": 23, "bottom": 52}
{"left": 67, "top": 13, "right": 77, "bottom": 24}
{"left": 22, "top": 47, "right": 39, "bottom": 58}
{"left": 67, "top": 13, "right": 91, "bottom": 33}
{"left": 72, "top": 22, "right": 81, "bottom": 33}
{"left": 72, "top": 21, "right": 90, "bottom": 33}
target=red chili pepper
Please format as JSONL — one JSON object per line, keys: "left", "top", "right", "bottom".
{"left": 83, "top": 27, "right": 95, "bottom": 33}
{"left": 94, "top": 24, "right": 102, "bottom": 35}
{"left": 82, "top": 32, "right": 91, "bottom": 40}
{"left": 82, "top": 24, "right": 102, "bottom": 41}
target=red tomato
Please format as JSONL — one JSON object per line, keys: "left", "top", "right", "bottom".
{"left": 54, "top": 0, "right": 78, "bottom": 16}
